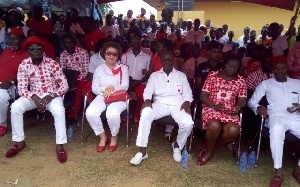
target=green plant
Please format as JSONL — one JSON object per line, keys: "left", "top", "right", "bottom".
{"left": 98, "top": 3, "right": 112, "bottom": 16}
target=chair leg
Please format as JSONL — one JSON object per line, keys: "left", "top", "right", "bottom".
{"left": 126, "top": 99, "right": 130, "bottom": 147}
{"left": 81, "top": 95, "right": 87, "bottom": 139}
{"left": 248, "top": 129, "right": 260, "bottom": 152}
{"left": 188, "top": 103, "right": 198, "bottom": 154}
{"left": 188, "top": 128, "right": 194, "bottom": 155}
{"left": 256, "top": 118, "right": 265, "bottom": 162}
{"left": 238, "top": 129, "right": 242, "bottom": 158}
{"left": 71, "top": 107, "right": 80, "bottom": 128}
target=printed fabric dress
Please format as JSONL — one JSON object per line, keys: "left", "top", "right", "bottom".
{"left": 201, "top": 71, "right": 247, "bottom": 129}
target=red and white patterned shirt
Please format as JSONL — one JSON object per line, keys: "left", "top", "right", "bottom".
{"left": 287, "top": 42, "right": 300, "bottom": 79}
{"left": 247, "top": 68, "right": 273, "bottom": 90}
{"left": 17, "top": 56, "right": 69, "bottom": 99}
{"left": 60, "top": 46, "right": 90, "bottom": 81}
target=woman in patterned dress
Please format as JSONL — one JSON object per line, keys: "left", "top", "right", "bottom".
{"left": 197, "top": 54, "right": 247, "bottom": 165}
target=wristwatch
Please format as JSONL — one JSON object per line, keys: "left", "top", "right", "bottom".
{"left": 211, "top": 104, "right": 216, "bottom": 109}
{"left": 49, "top": 93, "right": 57, "bottom": 98}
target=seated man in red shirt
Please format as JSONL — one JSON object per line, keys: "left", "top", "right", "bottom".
{"left": 5, "top": 36, "right": 69, "bottom": 163}
{"left": 0, "top": 27, "right": 28, "bottom": 136}
{"left": 26, "top": 4, "right": 53, "bottom": 41}
{"left": 79, "top": 16, "right": 105, "bottom": 56}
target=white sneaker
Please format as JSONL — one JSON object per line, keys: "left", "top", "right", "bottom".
{"left": 172, "top": 142, "right": 182, "bottom": 162}
{"left": 130, "top": 152, "right": 148, "bottom": 165}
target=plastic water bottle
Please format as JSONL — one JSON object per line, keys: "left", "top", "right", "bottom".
{"left": 247, "top": 151, "right": 256, "bottom": 170}
{"left": 67, "top": 126, "right": 73, "bottom": 143}
{"left": 240, "top": 151, "right": 247, "bottom": 172}
{"left": 181, "top": 147, "right": 189, "bottom": 169}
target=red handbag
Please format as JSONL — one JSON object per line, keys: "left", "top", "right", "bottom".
{"left": 104, "top": 66, "right": 129, "bottom": 104}
{"left": 104, "top": 90, "right": 129, "bottom": 104}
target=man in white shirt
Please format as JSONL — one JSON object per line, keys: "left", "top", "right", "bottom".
{"left": 221, "top": 24, "right": 229, "bottom": 43}
{"left": 236, "top": 27, "right": 250, "bottom": 48}
{"left": 130, "top": 50, "right": 194, "bottom": 165}
{"left": 88, "top": 39, "right": 108, "bottom": 80}
{"left": 186, "top": 19, "right": 205, "bottom": 46}
{"left": 121, "top": 33, "right": 151, "bottom": 125}
{"left": 101, "top": 14, "right": 120, "bottom": 39}
{"left": 269, "top": 22, "right": 289, "bottom": 57}
{"left": 248, "top": 56, "right": 300, "bottom": 187}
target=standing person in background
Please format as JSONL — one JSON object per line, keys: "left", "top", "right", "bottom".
{"left": 225, "top": 31, "right": 239, "bottom": 52}
{"left": 102, "top": 14, "right": 120, "bottom": 39}
{"left": 149, "top": 15, "right": 156, "bottom": 26}
{"left": 26, "top": 4, "right": 53, "bottom": 42}
{"left": 124, "top": 10, "right": 133, "bottom": 25}
{"left": 161, "top": 2, "right": 173, "bottom": 25}
{"left": 155, "top": 23, "right": 168, "bottom": 40}
{"left": 79, "top": 16, "right": 106, "bottom": 56}
{"left": 186, "top": 19, "right": 205, "bottom": 47}
{"left": 136, "top": 8, "right": 147, "bottom": 22}
{"left": 147, "top": 23, "right": 157, "bottom": 42}
{"left": 181, "top": 21, "right": 188, "bottom": 37}
{"left": 236, "top": 27, "right": 250, "bottom": 48}
{"left": 221, "top": 24, "right": 229, "bottom": 43}
{"left": 269, "top": 22, "right": 289, "bottom": 57}
{"left": 68, "top": 8, "right": 85, "bottom": 35}
{"left": 174, "top": 28, "right": 185, "bottom": 52}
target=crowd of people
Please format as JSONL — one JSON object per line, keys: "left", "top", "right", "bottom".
{"left": 0, "top": 2, "right": 300, "bottom": 187}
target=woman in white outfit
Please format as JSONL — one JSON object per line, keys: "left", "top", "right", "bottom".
{"left": 86, "top": 41, "right": 129, "bottom": 152}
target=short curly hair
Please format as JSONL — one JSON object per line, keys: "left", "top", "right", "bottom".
{"left": 100, "top": 41, "right": 122, "bottom": 61}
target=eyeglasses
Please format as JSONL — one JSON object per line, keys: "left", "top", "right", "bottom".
{"left": 28, "top": 46, "right": 43, "bottom": 51}
{"left": 105, "top": 51, "right": 118, "bottom": 57}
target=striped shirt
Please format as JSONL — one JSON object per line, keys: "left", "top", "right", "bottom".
{"left": 247, "top": 68, "right": 273, "bottom": 90}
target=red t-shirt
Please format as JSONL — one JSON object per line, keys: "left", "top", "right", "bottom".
{"left": 155, "top": 32, "right": 168, "bottom": 40}
{"left": 43, "top": 41, "right": 56, "bottom": 59}
{"left": 84, "top": 28, "right": 106, "bottom": 52}
{"left": 151, "top": 55, "right": 179, "bottom": 72}
{"left": 0, "top": 48, "right": 29, "bottom": 82}
{"left": 151, "top": 55, "right": 163, "bottom": 72}
{"left": 26, "top": 17, "right": 53, "bottom": 37}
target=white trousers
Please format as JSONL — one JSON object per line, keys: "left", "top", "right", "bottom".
{"left": 268, "top": 116, "right": 300, "bottom": 169}
{"left": 136, "top": 103, "right": 194, "bottom": 150}
{"left": 0, "top": 89, "right": 10, "bottom": 126}
{"left": 86, "top": 95, "right": 126, "bottom": 136}
{"left": 10, "top": 95, "right": 67, "bottom": 144}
